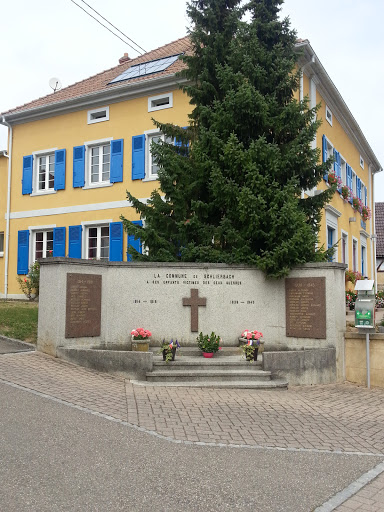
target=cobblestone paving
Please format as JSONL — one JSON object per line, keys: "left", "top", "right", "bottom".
{"left": 1, "top": 352, "right": 384, "bottom": 456}
{"left": 334, "top": 472, "right": 384, "bottom": 511}
{"left": 2, "top": 351, "right": 384, "bottom": 511}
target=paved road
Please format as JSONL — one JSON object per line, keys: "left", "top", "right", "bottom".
{"left": 1, "top": 348, "right": 384, "bottom": 511}
{"left": 0, "top": 337, "right": 34, "bottom": 354}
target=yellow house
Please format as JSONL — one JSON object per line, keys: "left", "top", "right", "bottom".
{"left": 0, "top": 36, "right": 382, "bottom": 298}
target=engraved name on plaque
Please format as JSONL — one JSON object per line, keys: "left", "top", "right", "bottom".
{"left": 285, "top": 277, "right": 326, "bottom": 339}
{"left": 65, "top": 273, "right": 102, "bottom": 338}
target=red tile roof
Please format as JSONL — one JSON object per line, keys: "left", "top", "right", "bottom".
{"left": 376, "top": 203, "right": 384, "bottom": 258}
{"left": 2, "top": 36, "right": 192, "bottom": 116}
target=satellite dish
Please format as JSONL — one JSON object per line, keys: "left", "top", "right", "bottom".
{"left": 49, "top": 77, "right": 62, "bottom": 93}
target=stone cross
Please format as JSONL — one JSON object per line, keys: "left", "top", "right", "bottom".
{"left": 182, "top": 288, "right": 207, "bottom": 332}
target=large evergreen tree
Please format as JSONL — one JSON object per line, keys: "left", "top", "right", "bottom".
{"left": 121, "top": 0, "right": 335, "bottom": 278}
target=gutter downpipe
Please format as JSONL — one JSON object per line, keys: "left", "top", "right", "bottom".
{"left": 1, "top": 116, "right": 13, "bottom": 299}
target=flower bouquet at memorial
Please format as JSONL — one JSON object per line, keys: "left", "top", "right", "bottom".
{"left": 196, "top": 332, "right": 222, "bottom": 358}
{"left": 131, "top": 327, "right": 152, "bottom": 352}
{"left": 131, "top": 327, "right": 152, "bottom": 340}
{"left": 239, "top": 329, "right": 264, "bottom": 362}
{"left": 159, "top": 339, "right": 180, "bottom": 362}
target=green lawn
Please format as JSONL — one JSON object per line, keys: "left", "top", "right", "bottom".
{"left": 0, "top": 301, "right": 38, "bottom": 343}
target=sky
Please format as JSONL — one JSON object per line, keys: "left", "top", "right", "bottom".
{"left": 1, "top": 0, "right": 383, "bottom": 200}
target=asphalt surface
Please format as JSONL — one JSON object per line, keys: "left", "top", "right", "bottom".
{"left": 0, "top": 337, "right": 35, "bottom": 354}
{"left": 0, "top": 381, "right": 381, "bottom": 512}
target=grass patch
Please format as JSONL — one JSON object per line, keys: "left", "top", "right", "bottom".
{"left": 0, "top": 301, "right": 38, "bottom": 343}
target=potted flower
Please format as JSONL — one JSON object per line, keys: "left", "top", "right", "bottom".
{"left": 341, "top": 185, "right": 350, "bottom": 201}
{"left": 345, "top": 291, "right": 357, "bottom": 310}
{"left": 196, "top": 332, "right": 222, "bottom": 358}
{"left": 131, "top": 327, "right": 152, "bottom": 352}
{"left": 239, "top": 329, "right": 264, "bottom": 361}
{"left": 361, "top": 205, "right": 371, "bottom": 222}
{"left": 328, "top": 171, "right": 341, "bottom": 187}
{"left": 378, "top": 319, "right": 384, "bottom": 334}
{"left": 352, "top": 196, "right": 362, "bottom": 213}
{"left": 159, "top": 339, "right": 180, "bottom": 362}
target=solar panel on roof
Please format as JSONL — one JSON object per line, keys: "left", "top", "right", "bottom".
{"left": 109, "top": 54, "right": 181, "bottom": 85}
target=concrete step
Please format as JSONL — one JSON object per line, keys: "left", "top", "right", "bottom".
{"left": 147, "top": 368, "right": 272, "bottom": 382}
{"left": 153, "top": 347, "right": 245, "bottom": 357}
{"left": 152, "top": 356, "right": 262, "bottom": 371}
{"left": 131, "top": 378, "right": 288, "bottom": 390}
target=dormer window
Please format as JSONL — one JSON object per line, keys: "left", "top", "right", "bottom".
{"left": 148, "top": 93, "right": 173, "bottom": 112}
{"left": 87, "top": 106, "right": 109, "bottom": 124}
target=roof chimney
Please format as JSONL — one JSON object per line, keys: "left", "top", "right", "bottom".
{"left": 119, "top": 52, "right": 130, "bottom": 64}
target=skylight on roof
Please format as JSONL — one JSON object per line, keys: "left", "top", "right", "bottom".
{"left": 109, "top": 54, "right": 181, "bottom": 85}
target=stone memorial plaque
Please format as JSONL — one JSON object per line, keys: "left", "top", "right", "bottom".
{"left": 285, "top": 277, "right": 326, "bottom": 339}
{"left": 65, "top": 273, "right": 102, "bottom": 338}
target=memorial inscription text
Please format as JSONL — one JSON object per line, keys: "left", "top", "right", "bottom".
{"left": 285, "top": 277, "right": 326, "bottom": 339}
{"left": 65, "top": 273, "right": 102, "bottom": 338}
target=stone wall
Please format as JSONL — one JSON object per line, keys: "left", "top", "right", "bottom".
{"left": 345, "top": 333, "right": 384, "bottom": 388}
{"left": 38, "top": 259, "right": 346, "bottom": 381}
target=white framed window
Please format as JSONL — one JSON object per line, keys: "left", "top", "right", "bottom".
{"left": 148, "top": 92, "right": 173, "bottom": 112}
{"left": 0, "top": 232, "right": 4, "bottom": 257}
{"left": 325, "top": 207, "right": 339, "bottom": 262}
{"left": 341, "top": 231, "right": 348, "bottom": 266}
{"left": 87, "top": 106, "right": 109, "bottom": 124}
{"left": 352, "top": 237, "right": 358, "bottom": 272}
{"left": 325, "top": 105, "right": 333, "bottom": 126}
{"left": 325, "top": 138, "right": 334, "bottom": 160}
{"left": 31, "top": 148, "right": 58, "bottom": 196}
{"left": 144, "top": 130, "right": 172, "bottom": 180}
{"left": 37, "top": 154, "right": 55, "bottom": 191}
{"left": 360, "top": 235, "right": 367, "bottom": 277}
{"left": 360, "top": 155, "right": 364, "bottom": 169}
{"left": 84, "top": 138, "right": 113, "bottom": 188}
{"left": 340, "top": 155, "right": 346, "bottom": 186}
{"left": 28, "top": 225, "right": 56, "bottom": 263}
{"left": 82, "top": 220, "right": 111, "bottom": 261}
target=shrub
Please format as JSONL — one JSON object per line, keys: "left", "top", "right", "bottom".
{"left": 17, "top": 262, "right": 40, "bottom": 300}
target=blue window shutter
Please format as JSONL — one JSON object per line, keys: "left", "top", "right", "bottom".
{"left": 17, "top": 230, "right": 29, "bottom": 275}
{"left": 132, "top": 135, "right": 145, "bottom": 180}
{"left": 364, "top": 186, "right": 368, "bottom": 207}
{"left": 357, "top": 177, "right": 361, "bottom": 200}
{"left": 54, "top": 149, "right": 66, "bottom": 191}
{"left": 68, "top": 225, "right": 82, "bottom": 258}
{"left": 346, "top": 165, "right": 353, "bottom": 204}
{"left": 109, "top": 222, "right": 123, "bottom": 261}
{"left": 127, "top": 220, "right": 143, "bottom": 262}
{"left": 334, "top": 151, "right": 341, "bottom": 192}
{"left": 73, "top": 146, "right": 85, "bottom": 188}
{"left": 53, "top": 227, "right": 66, "bottom": 257}
{"left": 110, "top": 139, "right": 124, "bottom": 183}
{"left": 322, "top": 135, "right": 328, "bottom": 181}
{"left": 22, "top": 155, "right": 33, "bottom": 195}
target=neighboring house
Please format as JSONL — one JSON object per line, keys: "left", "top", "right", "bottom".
{"left": 375, "top": 203, "right": 384, "bottom": 291}
{"left": 0, "top": 36, "right": 382, "bottom": 298}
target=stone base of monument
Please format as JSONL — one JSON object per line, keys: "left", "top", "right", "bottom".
{"left": 56, "top": 346, "right": 153, "bottom": 381}
{"left": 133, "top": 347, "right": 289, "bottom": 389}
{"left": 262, "top": 347, "right": 336, "bottom": 386}
{"left": 56, "top": 344, "right": 288, "bottom": 389}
